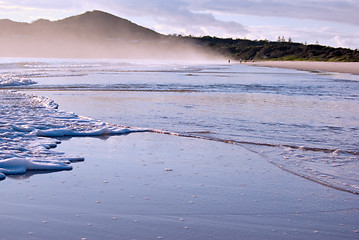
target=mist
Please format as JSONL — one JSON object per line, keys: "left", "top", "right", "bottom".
{"left": 0, "top": 11, "right": 224, "bottom": 61}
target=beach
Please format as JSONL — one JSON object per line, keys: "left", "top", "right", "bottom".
{"left": 244, "top": 61, "right": 359, "bottom": 75}
{"left": 1, "top": 133, "right": 359, "bottom": 240}
{"left": 1, "top": 59, "right": 359, "bottom": 239}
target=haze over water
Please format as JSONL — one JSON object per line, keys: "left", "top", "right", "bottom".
{"left": 1, "top": 58, "right": 359, "bottom": 194}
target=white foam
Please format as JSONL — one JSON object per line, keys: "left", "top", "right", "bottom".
{"left": 0, "top": 90, "right": 140, "bottom": 180}
{"left": 35, "top": 127, "right": 132, "bottom": 137}
{"left": 0, "top": 158, "right": 72, "bottom": 174}
{"left": 0, "top": 74, "right": 37, "bottom": 87}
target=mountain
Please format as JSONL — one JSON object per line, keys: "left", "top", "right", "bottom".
{"left": 0, "top": 10, "right": 214, "bottom": 59}
{"left": 0, "top": 10, "right": 357, "bottom": 61}
{"left": 57, "top": 10, "right": 161, "bottom": 40}
{"left": 18, "top": 10, "right": 162, "bottom": 42}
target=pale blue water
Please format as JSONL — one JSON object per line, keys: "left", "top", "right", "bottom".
{"left": 1, "top": 58, "right": 359, "bottom": 193}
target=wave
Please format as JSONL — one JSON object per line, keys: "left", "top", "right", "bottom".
{"left": 1, "top": 59, "right": 358, "bottom": 195}
{"left": 0, "top": 90, "right": 142, "bottom": 181}
{"left": 1, "top": 89, "right": 357, "bottom": 195}
{"left": 144, "top": 128, "right": 359, "bottom": 195}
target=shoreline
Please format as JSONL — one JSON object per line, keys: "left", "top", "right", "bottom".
{"left": 1, "top": 133, "right": 359, "bottom": 239}
{"left": 244, "top": 61, "right": 359, "bottom": 75}
{"left": 2, "top": 60, "right": 359, "bottom": 239}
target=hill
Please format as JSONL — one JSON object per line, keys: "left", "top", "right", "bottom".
{"left": 187, "top": 36, "right": 359, "bottom": 62}
{"left": 0, "top": 10, "right": 215, "bottom": 59}
{"left": 0, "top": 10, "right": 358, "bottom": 61}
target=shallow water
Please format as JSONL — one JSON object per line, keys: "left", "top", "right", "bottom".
{"left": 2, "top": 133, "right": 359, "bottom": 240}
{"left": 0, "top": 90, "right": 141, "bottom": 179}
{"left": 1, "top": 58, "right": 359, "bottom": 193}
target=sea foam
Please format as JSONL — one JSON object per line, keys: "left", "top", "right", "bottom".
{"left": 0, "top": 90, "right": 140, "bottom": 180}
{"left": 0, "top": 73, "right": 37, "bottom": 87}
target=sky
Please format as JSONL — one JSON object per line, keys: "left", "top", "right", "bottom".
{"left": 0, "top": 0, "right": 358, "bottom": 50}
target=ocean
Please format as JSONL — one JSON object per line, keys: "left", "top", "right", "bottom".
{"left": 1, "top": 58, "right": 358, "bottom": 194}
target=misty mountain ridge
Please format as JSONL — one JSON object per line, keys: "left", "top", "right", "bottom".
{"left": 0, "top": 10, "right": 358, "bottom": 61}
{"left": 0, "top": 10, "right": 214, "bottom": 59}
{"left": 1, "top": 10, "right": 162, "bottom": 40}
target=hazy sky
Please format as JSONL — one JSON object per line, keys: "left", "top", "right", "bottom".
{"left": 1, "top": 0, "right": 358, "bottom": 49}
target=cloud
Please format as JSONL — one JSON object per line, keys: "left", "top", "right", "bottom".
{"left": 333, "top": 34, "right": 359, "bottom": 50}
{"left": 0, "top": 0, "right": 248, "bottom": 37}
{"left": 89, "top": 0, "right": 249, "bottom": 36}
{"left": 187, "top": 0, "right": 359, "bottom": 26}
{"left": 246, "top": 24, "right": 359, "bottom": 49}
{"left": 2, "top": 0, "right": 358, "bottom": 27}
{"left": 153, "top": 9, "right": 248, "bottom": 37}
{"left": 1, "top": 0, "right": 84, "bottom": 10}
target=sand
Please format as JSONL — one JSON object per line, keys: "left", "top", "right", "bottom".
{"left": 1, "top": 132, "right": 358, "bottom": 240}
{"left": 244, "top": 61, "right": 359, "bottom": 75}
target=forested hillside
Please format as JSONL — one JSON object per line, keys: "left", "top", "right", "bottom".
{"left": 187, "top": 36, "right": 359, "bottom": 61}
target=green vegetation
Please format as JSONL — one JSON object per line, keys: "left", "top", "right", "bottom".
{"left": 183, "top": 36, "right": 359, "bottom": 62}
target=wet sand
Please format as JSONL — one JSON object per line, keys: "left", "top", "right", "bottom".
{"left": 244, "top": 61, "right": 359, "bottom": 75}
{"left": 1, "top": 132, "right": 358, "bottom": 240}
